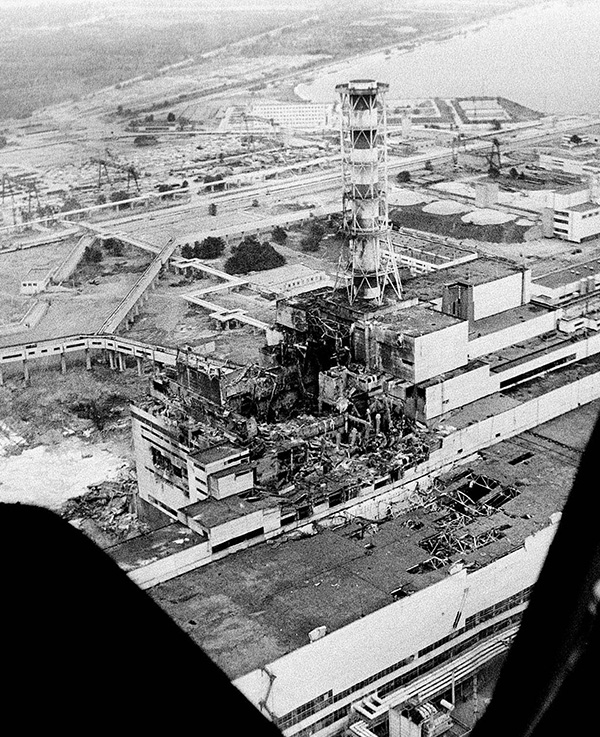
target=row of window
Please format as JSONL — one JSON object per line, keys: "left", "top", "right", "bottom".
{"left": 465, "top": 586, "right": 534, "bottom": 629}
{"left": 277, "top": 585, "right": 533, "bottom": 730}
{"left": 288, "top": 613, "right": 523, "bottom": 737}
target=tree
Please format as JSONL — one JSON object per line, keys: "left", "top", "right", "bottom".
{"left": 181, "top": 243, "right": 194, "bottom": 259}
{"left": 301, "top": 220, "right": 325, "bottom": 252}
{"left": 0, "top": 135, "right": 7, "bottom": 149}
{"left": 61, "top": 197, "right": 81, "bottom": 212}
{"left": 224, "top": 236, "right": 286, "bottom": 275}
{"left": 424, "top": 160, "right": 433, "bottom": 171}
{"left": 272, "top": 225, "right": 288, "bottom": 244}
{"left": 570, "top": 134, "right": 583, "bottom": 145}
{"left": 83, "top": 245, "right": 103, "bottom": 263}
{"left": 110, "top": 190, "right": 131, "bottom": 207}
{"left": 492, "top": 119, "right": 502, "bottom": 130}
{"left": 167, "top": 112, "right": 176, "bottom": 122}
{"left": 195, "top": 236, "right": 225, "bottom": 259}
{"left": 396, "top": 170, "right": 411, "bottom": 183}
{"left": 103, "top": 238, "right": 124, "bottom": 256}
{"left": 96, "top": 194, "right": 106, "bottom": 205}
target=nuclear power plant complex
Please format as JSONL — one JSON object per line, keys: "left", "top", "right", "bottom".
{"left": 4, "top": 10, "right": 600, "bottom": 731}
{"left": 52, "top": 79, "right": 589, "bottom": 737}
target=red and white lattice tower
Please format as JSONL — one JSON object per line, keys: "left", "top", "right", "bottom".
{"left": 336, "top": 80, "right": 401, "bottom": 304}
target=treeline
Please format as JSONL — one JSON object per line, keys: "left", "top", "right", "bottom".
{"left": 0, "top": 10, "right": 298, "bottom": 120}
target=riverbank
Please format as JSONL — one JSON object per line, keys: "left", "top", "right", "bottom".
{"left": 294, "top": 0, "right": 596, "bottom": 114}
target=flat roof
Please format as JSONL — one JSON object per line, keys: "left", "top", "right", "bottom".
{"left": 372, "top": 303, "right": 463, "bottom": 336}
{"left": 533, "top": 257, "right": 600, "bottom": 290}
{"left": 108, "top": 523, "right": 204, "bottom": 571}
{"left": 190, "top": 443, "right": 246, "bottom": 466}
{"left": 248, "top": 264, "right": 324, "bottom": 288}
{"left": 391, "top": 236, "right": 476, "bottom": 265}
{"left": 146, "top": 403, "right": 593, "bottom": 679}
{"left": 187, "top": 494, "right": 274, "bottom": 528}
{"left": 23, "top": 266, "right": 52, "bottom": 280}
{"left": 469, "top": 303, "right": 550, "bottom": 339}
{"left": 565, "top": 201, "right": 600, "bottom": 212}
{"left": 211, "top": 462, "right": 254, "bottom": 480}
{"left": 403, "top": 257, "right": 522, "bottom": 303}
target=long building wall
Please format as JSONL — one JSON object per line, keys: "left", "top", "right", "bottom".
{"left": 467, "top": 309, "right": 557, "bottom": 360}
{"left": 234, "top": 523, "right": 557, "bottom": 735}
{"left": 421, "top": 328, "right": 600, "bottom": 421}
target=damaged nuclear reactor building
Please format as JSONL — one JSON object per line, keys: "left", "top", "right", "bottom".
{"left": 122, "top": 80, "right": 600, "bottom": 737}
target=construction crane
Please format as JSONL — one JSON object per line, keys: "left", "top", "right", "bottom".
{"left": 90, "top": 148, "right": 141, "bottom": 192}
{"left": 486, "top": 138, "right": 502, "bottom": 177}
{"left": 23, "top": 181, "right": 41, "bottom": 221}
{"left": 451, "top": 133, "right": 502, "bottom": 176}
{"left": 1, "top": 173, "right": 18, "bottom": 225}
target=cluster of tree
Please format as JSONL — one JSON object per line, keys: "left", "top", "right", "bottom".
{"left": 301, "top": 220, "right": 326, "bottom": 252}
{"left": 0, "top": 135, "right": 7, "bottom": 149}
{"left": 82, "top": 245, "right": 103, "bottom": 264}
{"left": 396, "top": 171, "right": 411, "bottom": 183}
{"left": 110, "top": 190, "right": 132, "bottom": 207}
{"left": 181, "top": 237, "right": 225, "bottom": 260}
{"left": 224, "top": 236, "right": 286, "bottom": 275}
{"left": 271, "top": 225, "right": 288, "bottom": 245}
{"left": 60, "top": 197, "right": 81, "bottom": 213}
{"left": 103, "top": 238, "right": 124, "bottom": 256}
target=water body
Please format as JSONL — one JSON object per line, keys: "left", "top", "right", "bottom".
{"left": 296, "top": 1, "right": 600, "bottom": 115}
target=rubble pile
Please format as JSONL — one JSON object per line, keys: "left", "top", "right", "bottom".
{"left": 61, "top": 472, "right": 146, "bottom": 539}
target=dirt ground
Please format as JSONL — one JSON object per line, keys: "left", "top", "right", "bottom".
{"left": 0, "top": 364, "right": 151, "bottom": 544}
{"left": 0, "top": 240, "right": 152, "bottom": 346}
{"left": 121, "top": 270, "right": 270, "bottom": 363}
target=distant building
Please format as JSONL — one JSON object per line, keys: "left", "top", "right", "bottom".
{"left": 538, "top": 148, "right": 600, "bottom": 178}
{"left": 250, "top": 102, "right": 335, "bottom": 131}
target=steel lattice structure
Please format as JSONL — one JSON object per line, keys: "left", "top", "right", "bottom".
{"left": 335, "top": 80, "right": 401, "bottom": 304}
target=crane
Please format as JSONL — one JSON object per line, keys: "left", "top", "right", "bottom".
{"left": 1, "top": 173, "right": 19, "bottom": 225}
{"left": 451, "top": 133, "right": 502, "bottom": 176}
{"left": 90, "top": 148, "right": 141, "bottom": 192}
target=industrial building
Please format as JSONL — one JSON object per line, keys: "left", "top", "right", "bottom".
{"left": 124, "top": 81, "right": 600, "bottom": 737}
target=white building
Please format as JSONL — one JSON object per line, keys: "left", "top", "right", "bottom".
{"left": 251, "top": 102, "right": 335, "bottom": 131}
{"left": 538, "top": 149, "right": 600, "bottom": 177}
{"left": 247, "top": 263, "right": 331, "bottom": 298}
{"left": 20, "top": 266, "right": 53, "bottom": 295}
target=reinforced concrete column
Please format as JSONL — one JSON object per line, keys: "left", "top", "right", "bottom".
{"left": 108, "top": 350, "right": 116, "bottom": 370}
{"left": 61, "top": 352, "right": 67, "bottom": 374}
{"left": 23, "top": 359, "right": 30, "bottom": 384}
{"left": 117, "top": 353, "right": 125, "bottom": 372}
{"left": 0, "top": 367, "right": 4, "bottom": 386}
{"left": 85, "top": 349, "right": 92, "bottom": 371}
{"left": 136, "top": 356, "right": 143, "bottom": 376}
